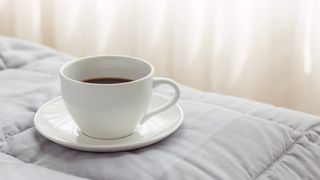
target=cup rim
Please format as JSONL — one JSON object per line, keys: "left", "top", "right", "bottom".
{"left": 60, "top": 55, "right": 154, "bottom": 86}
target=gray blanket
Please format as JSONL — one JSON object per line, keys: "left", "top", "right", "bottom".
{"left": 1, "top": 36, "right": 320, "bottom": 180}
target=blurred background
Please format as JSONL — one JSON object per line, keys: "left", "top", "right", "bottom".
{"left": 0, "top": 0, "right": 320, "bottom": 115}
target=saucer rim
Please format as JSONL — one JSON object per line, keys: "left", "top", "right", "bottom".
{"left": 34, "top": 94, "right": 184, "bottom": 152}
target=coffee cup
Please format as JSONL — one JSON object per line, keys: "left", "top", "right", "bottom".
{"left": 60, "top": 55, "right": 180, "bottom": 139}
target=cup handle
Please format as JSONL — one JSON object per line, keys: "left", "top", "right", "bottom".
{"left": 141, "top": 77, "right": 180, "bottom": 124}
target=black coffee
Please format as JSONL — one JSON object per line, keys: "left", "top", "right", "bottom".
{"left": 82, "top": 77, "right": 133, "bottom": 84}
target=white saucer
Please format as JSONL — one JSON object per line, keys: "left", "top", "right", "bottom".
{"left": 34, "top": 93, "right": 183, "bottom": 152}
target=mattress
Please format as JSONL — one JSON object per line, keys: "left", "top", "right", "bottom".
{"left": 1, "top": 36, "right": 320, "bottom": 180}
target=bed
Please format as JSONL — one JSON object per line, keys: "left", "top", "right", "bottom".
{"left": 1, "top": 36, "right": 320, "bottom": 180}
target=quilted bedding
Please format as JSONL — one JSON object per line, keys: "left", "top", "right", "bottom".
{"left": 1, "top": 36, "right": 320, "bottom": 180}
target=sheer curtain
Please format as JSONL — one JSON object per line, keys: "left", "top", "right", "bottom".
{"left": 0, "top": 0, "right": 320, "bottom": 115}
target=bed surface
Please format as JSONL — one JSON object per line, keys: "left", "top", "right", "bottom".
{"left": 1, "top": 36, "right": 320, "bottom": 180}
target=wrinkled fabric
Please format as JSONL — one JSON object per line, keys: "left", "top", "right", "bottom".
{"left": 0, "top": 36, "right": 320, "bottom": 180}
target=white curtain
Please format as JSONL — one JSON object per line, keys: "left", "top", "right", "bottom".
{"left": 0, "top": 0, "right": 320, "bottom": 115}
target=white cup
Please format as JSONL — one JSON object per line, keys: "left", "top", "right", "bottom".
{"left": 60, "top": 55, "right": 180, "bottom": 139}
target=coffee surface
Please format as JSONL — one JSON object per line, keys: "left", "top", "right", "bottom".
{"left": 82, "top": 77, "right": 133, "bottom": 84}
